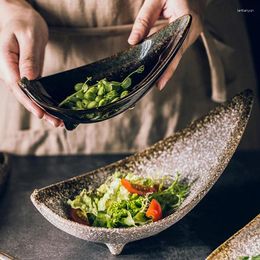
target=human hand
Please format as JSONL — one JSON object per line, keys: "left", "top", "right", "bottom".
{"left": 0, "top": 0, "right": 62, "bottom": 127}
{"left": 128, "top": 0, "right": 206, "bottom": 90}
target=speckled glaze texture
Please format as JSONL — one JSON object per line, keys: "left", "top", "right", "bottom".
{"left": 0, "top": 153, "right": 10, "bottom": 194}
{"left": 31, "top": 90, "right": 253, "bottom": 255}
{"left": 19, "top": 15, "right": 191, "bottom": 130}
{"left": 207, "top": 214, "right": 260, "bottom": 259}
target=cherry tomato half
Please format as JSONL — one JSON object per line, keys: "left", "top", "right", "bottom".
{"left": 146, "top": 199, "right": 162, "bottom": 221}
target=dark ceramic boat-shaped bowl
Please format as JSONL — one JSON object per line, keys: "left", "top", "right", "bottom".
{"left": 31, "top": 90, "right": 253, "bottom": 255}
{"left": 19, "top": 15, "right": 191, "bottom": 130}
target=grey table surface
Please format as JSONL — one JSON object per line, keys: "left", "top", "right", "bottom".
{"left": 0, "top": 152, "right": 259, "bottom": 260}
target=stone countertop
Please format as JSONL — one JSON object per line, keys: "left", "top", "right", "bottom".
{"left": 0, "top": 152, "right": 259, "bottom": 260}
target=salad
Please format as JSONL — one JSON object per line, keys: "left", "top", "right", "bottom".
{"left": 67, "top": 172, "right": 189, "bottom": 228}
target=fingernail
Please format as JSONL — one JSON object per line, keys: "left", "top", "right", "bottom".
{"left": 128, "top": 33, "right": 140, "bottom": 45}
{"left": 46, "top": 118, "right": 56, "bottom": 127}
{"left": 158, "top": 82, "right": 165, "bottom": 91}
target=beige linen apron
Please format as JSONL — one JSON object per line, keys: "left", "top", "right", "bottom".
{"left": 0, "top": 0, "right": 259, "bottom": 155}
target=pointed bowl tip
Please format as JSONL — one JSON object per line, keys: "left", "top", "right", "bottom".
{"left": 236, "top": 88, "right": 254, "bottom": 100}
{"left": 230, "top": 89, "right": 254, "bottom": 116}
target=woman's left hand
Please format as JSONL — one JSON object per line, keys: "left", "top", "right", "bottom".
{"left": 128, "top": 0, "right": 206, "bottom": 90}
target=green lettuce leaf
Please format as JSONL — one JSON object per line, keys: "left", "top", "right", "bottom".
{"left": 149, "top": 174, "right": 189, "bottom": 215}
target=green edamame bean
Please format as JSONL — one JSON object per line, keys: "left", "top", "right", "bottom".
{"left": 82, "top": 84, "right": 89, "bottom": 92}
{"left": 95, "top": 96, "right": 102, "bottom": 102}
{"left": 84, "top": 91, "right": 96, "bottom": 101}
{"left": 120, "top": 90, "right": 129, "bottom": 98}
{"left": 87, "top": 101, "right": 97, "bottom": 109}
{"left": 82, "top": 99, "right": 89, "bottom": 108}
{"left": 98, "top": 85, "right": 106, "bottom": 96}
{"left": 103, "top": 82, "right": 113, "bottom": 92}
{"left": 97, "top": 80, "right": 105, "bottom": 88}
{"left": 88, "top": 86, "right": 98, "bottom": 94}
{"left": 76, "top": 92, "right": 84, "bottom": 99}
{"left": 76, "top": 100, "right": 83, "bottom": 109}
{"left": 98, "top": 98, "right": 108, "bottom": 107}
{"left": 74, "top": 83, "right": 84, "bottom": 91}
{"left": 106, "top": 90, "right": 118, "bottom": 100}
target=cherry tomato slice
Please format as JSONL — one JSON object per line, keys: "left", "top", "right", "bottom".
{"left": 121, "top": 178, "right": 145, "bottom": 195}
{"left": 121, "top": 178, "right": 157, "bottom": 195}
{"left": 146, "top": 199, "right": 162, "bottom": 221}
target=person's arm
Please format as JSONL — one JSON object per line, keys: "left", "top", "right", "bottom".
{"left": 0, "top": 0, "right": 62, "bottom": 127}
{"left": 128, "top": 0, "right": 206, "bottom": 90}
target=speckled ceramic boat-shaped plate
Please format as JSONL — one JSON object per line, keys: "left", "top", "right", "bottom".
{"left": 207, "top": 214, "right": 260, "bottom": 260}
{"left": 31, "top": 90, "right": 253, "bottom": 255}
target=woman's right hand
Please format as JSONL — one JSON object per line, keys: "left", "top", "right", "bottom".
{"left": 0, "top": 0, "right": 62, "bottom": 127}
